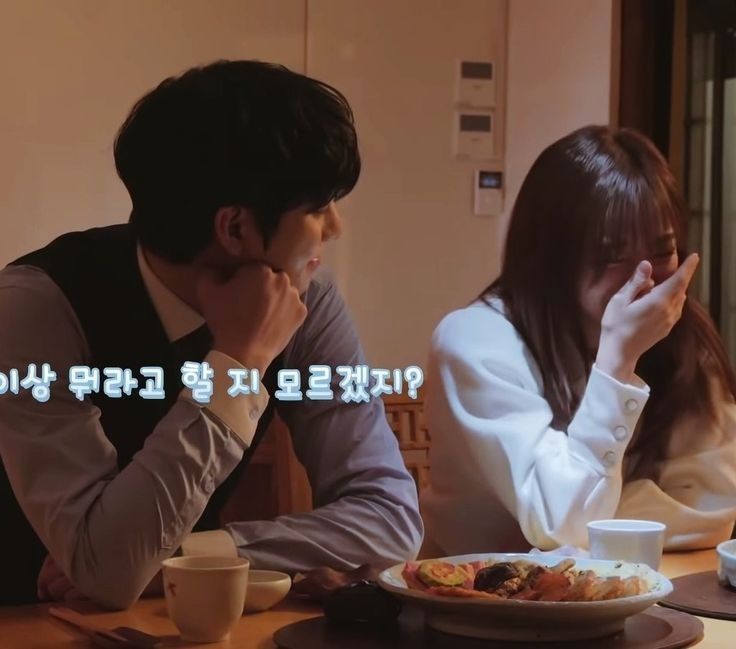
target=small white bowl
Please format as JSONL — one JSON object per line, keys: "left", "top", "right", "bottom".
{"left": 716, "top": 539, "right": 736, "bottom": 589}
{"left": 244, "top": 570, "right": 292, "bottom": 612}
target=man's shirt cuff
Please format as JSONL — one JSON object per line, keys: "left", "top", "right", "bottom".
{"left": 181, "top": 529, "right": 238, "bottom": 557}
{"left": 178, "top": 350, "right": 269, "bottom": 447}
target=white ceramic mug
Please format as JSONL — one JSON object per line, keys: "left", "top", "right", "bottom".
{"left": 161, "top": 555, "right": 249, "bottom": 643}
{"left": 587, "top": 519, "right": 666, "bottom": 570}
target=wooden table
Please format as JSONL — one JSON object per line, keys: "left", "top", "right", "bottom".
{"left": 0, "top": 550, "right": 732, "bottom": 648}
{"left": 657, "top": 550, "right": 732, "bottom": 648}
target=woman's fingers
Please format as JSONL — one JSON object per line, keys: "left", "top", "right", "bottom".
{"left": 655, "top": 253, "right": 699, "bottom": 298}
{"left": 618, "top": 260, "right": 653, "bottom": 303}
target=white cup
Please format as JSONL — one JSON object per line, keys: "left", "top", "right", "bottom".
{"left": 587, "top": 519, "right": 666, "bottom": 570}
{"left": 161, "top": 555, "right": 249, "bottom": 643}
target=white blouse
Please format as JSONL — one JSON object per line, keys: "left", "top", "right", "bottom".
{"left": 422, "top": 299, "right": 736, "bottom": 555}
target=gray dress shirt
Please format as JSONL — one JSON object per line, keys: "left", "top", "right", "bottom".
{"left": 0, "top": 262, "right": 422, "bottom": 609}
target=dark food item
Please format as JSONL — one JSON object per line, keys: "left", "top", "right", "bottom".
{"left": 323, "top": 580, "right": 403, "bottom": 627}
{"left": 473, "top": 562, "right": 520, "bottom": 592}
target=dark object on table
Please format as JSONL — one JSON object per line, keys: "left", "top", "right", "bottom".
{"left": 322, "top": 580, "right": 402, "bottom": 627}
{"left": 291, "top": 564, "right": 382, "bottom": 600}
{"left": 473, "top": 562, "right": 519, "bottom": 591}
{"left": 275, "top": 605, "right": 703, "bottom": 649}
{"left": 659, "top": 570, "right": 736, "bottom": 621}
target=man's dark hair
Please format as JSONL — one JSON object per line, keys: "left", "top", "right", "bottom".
{"left": 114, "top": 60, "right": 361, "bottom": 262}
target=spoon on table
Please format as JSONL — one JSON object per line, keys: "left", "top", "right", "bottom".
{"left": 48, "top": 607, "right": 164, "bottom": 648}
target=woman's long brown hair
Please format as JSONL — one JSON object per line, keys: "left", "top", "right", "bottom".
{"left": 483, "top": 125, "right": 736, "bottom": 479}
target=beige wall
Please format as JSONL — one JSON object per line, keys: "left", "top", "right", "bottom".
{"left": 0, "top": 0, "right": 304, "bottom": 263}
{"left": 308, "top": 0, "right": 508, "bottom": 369}
{"left": 502, "top": 0, "right": 615, "bottom": 256}
{"left": 0, "top": 0, "right": 616, "bottom": 372}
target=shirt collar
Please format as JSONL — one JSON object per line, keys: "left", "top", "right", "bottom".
{"left": 136, "top": 244, "right": 204, "bottom": 342}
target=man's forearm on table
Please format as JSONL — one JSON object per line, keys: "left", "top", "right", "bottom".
{"left": 55, "top": 402, "right": 247, "bottom": 609}
{"left": 220, "top": 494, "right": 423, "bottom": 573}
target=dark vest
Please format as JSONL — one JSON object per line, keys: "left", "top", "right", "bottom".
{"left": 1, "top": 224, "right": 280, "bottom": 605}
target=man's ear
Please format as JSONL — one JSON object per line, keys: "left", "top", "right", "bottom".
{"left": 212, "top": 206, "right": 262, "bottom": 257}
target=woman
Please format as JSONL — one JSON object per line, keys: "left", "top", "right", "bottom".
{"left": 423, "top": 125, "right": 736, "bottom": 555}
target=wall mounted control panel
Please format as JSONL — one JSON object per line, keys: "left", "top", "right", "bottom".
{"left": 474, "top": 169, "right": 503, "bottom": 216}
{"left": 456, "top": 60, "right": 495, "bottom": 108}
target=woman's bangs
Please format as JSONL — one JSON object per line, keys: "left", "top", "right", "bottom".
{"left": 589, "top": 173, "right": 679, "bottom": 268}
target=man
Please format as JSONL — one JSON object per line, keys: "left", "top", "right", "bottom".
{"left": 0, "top": 60, "right": 422, "bottom": 608}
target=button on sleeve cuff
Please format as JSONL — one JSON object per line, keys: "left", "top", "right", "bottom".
{"left": 568, "top": 365, "right": 651, "bottom": 474}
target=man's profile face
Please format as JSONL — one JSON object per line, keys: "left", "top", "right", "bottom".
{"left": 258, "top": 201, "right": 343, "bottom": 293}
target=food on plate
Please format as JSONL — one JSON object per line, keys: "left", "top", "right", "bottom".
{"left": 416, "top": 560, "right": 470, "bottom": 587}
{"left": 402, "top": 558, "right": 648, "bottom": 602}
{"left": 473, "top": 562, "right": 521, "bottom": 591}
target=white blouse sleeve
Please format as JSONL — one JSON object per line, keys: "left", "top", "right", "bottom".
{"left": 425, "top": 306, "right": 651, "bottom": 550}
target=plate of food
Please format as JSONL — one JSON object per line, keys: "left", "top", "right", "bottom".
{"left": 377, "top": 553, "right": 673, "bottom": 642}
